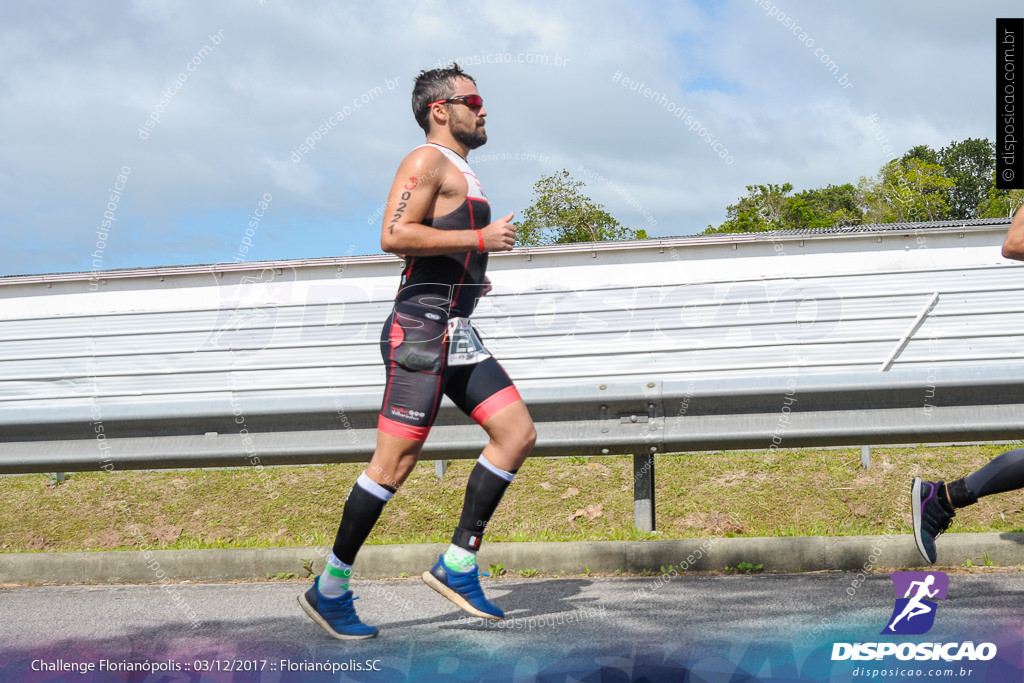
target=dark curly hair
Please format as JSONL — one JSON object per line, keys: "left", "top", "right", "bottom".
{"left": 411, "top": 63, "right": 476, "bottom": 134}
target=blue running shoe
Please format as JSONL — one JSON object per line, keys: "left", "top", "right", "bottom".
{"left": 297, "top": 577, "right": 378, "bottom": 640}
{"left": 912, "top": 477, "right": 955, "bottom": 564}
{"left": 422, "top": 555, "right": 504, "bottom": 620}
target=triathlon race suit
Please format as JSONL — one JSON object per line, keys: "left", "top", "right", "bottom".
{"left": 378, "top": 143, "right": 521, "bottom": 441}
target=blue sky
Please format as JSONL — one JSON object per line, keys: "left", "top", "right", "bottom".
{"left": 1, "top": 0, "right": 1018, "bottom": 277}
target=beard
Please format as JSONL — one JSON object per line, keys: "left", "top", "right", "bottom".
{"left": 452, "top": 119, "right": 487, "bottom": 150}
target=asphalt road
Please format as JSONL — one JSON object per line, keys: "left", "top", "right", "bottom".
{"left": 2, "top": 573, "right": 1022, "bottom": 682}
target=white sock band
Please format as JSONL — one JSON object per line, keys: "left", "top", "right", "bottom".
{"left": 357, "top": 472, "right": 395, "bottom": 502}
{"left": 477, "top": 454, "right": 515, "bottom": 483}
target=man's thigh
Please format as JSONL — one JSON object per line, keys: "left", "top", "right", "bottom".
{"left": 445, "top": 356, "right": 522, "bottom": 427}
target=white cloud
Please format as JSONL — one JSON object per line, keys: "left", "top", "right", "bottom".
{"left": 0, "top": 0, "right": 1018, "bottom": 276}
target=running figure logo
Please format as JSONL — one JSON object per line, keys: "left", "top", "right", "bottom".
{"left": 881, "top": 571, "right": 949, "bottom": 635}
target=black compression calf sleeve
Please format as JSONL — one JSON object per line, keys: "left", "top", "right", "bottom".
{"left": 332, "top": 473, "right": 395, "bottom": 565}
{"left": 452, "top": 456, "right": 515, "bottom": 552}
{"left": 958, "top": 448, "right": 1024, "bottom": 505}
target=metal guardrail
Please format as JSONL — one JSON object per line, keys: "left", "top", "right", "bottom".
{"left": 6, "top": 369, "right": 1023, "bottom": 471}
{"left": 3, "top": 369, "right": 1022, "bottom": 530}
{"left": 3, "top": 223, "right": 1024, "bottom": 531}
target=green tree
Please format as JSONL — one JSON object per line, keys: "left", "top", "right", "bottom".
{"left": 705, "top": 138, "right": 994, "bottom": 233}
{"left": 977, "top": 186, "right": 1024, "bottom": 218}
{"left": 857, "top": 158, "right": 954, "bottom": 223}
{"left": 704, "top": 183, "right": 794, "bottom": 233}
{"left": 901, "top": 144, "right": 941, "bottom": 167}
{"left": 517, "top": 170, "right": 644, "bottom": 246}
{"left": 705, "top": 182, "right": 863, "bottom": 233}
{"left": 784, "top": 184, "right": 863, "bottom": 230}
{"left": 939, "top": 138, "right": 995, "bottom": 219}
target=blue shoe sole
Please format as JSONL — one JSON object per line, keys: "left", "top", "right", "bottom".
{"left": 297, "top": 593, "right": 378, "bottom": 640}
{"left": 421, "top": 570, "right": 503, "bottom": 620}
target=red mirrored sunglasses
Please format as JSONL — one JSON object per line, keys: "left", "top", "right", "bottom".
{"left": 427, "top": 94, "right": 484, "bottom": 110}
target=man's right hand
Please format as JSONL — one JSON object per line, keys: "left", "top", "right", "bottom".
{"left": 481, "top": 211, "right": 516, "bottom": 252}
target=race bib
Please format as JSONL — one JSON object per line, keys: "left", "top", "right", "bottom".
{"left": 446, "top": 317, "right": 491, "bottom": 366}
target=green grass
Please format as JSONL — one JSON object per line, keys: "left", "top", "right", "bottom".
{"left": 2, "top": 445, "right": 1022, "bottom": 553}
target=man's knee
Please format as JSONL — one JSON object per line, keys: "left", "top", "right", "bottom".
{"left": 489, "top": 422, "right": 534, "bottom": 458}
{"left": 371, "top": 455, "right": 415, "bottom": 478}
{"left": 502, "top": 423, "right": 536, "bottom": 459}
{"left": 369, "top": 441, "right": 424, "bottom": 488}
{"left": 522, "top": 424, "right": 537, "bottom": 454}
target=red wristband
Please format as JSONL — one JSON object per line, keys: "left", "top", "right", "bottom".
{"left": 476, "top": 229, "right": 485, "bottom": 253}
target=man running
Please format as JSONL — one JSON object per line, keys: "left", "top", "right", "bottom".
{"left": 912, "top": 203, "right": 1024, "bottom": 564}
{"left": 298, "top": 64, "right": 536, "bottom": 639}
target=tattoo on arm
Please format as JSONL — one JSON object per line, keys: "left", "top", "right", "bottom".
{"left": 387, "top": 178, "right": 418, "bottom": 234}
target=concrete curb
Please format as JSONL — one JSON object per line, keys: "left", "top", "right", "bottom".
{"left": 1, "top": 533, "right": 1022, "bottom": 585}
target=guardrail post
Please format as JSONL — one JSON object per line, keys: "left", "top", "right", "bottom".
{"left": 860, "top": 445, "right": 871, "bottom": 469}
{"left": 633, "top": 453, "right": 655, "bottom": 532}
{"left": 434, "top": 460, "right": 448, "bottom": 479}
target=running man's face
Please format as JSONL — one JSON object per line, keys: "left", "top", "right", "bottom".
{"left": 448, "top": 78, "right": 487, "bottom": 150}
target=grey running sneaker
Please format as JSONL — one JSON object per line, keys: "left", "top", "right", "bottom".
{"left": 911, "top": 477, "right": 955, "bottom": 564}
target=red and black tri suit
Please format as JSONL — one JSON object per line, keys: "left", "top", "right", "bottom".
{"left": 378, "top": 143, "right": 521, "bottom": 441}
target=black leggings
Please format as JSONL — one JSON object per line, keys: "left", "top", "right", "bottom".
{"left": 962, "top": 448, "right": 1024, "bottom": 499}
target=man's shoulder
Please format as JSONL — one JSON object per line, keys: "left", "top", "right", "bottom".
{"left": 396, "top": 145, "right": 458, "bottom": 190}
{"left": 400, "top": 144, "right": 451, "bottom": 171}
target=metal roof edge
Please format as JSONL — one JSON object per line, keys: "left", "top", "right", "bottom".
{"left": 0, "top": 253, "right": 404, "bottom": 287}
{"left": 2, "top": 218, "right": 1012, "bottom": 287}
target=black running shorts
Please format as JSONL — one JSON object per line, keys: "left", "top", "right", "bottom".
{"left": 377, "top": 304, "right": 521, "bottom": 441}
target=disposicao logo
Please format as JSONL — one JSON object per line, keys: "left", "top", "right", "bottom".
{"left": 882, "top": 571, "right": 947, "bottom": 635}
{"left": 831, "top": 571, "right": 997, "bottom": 662}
